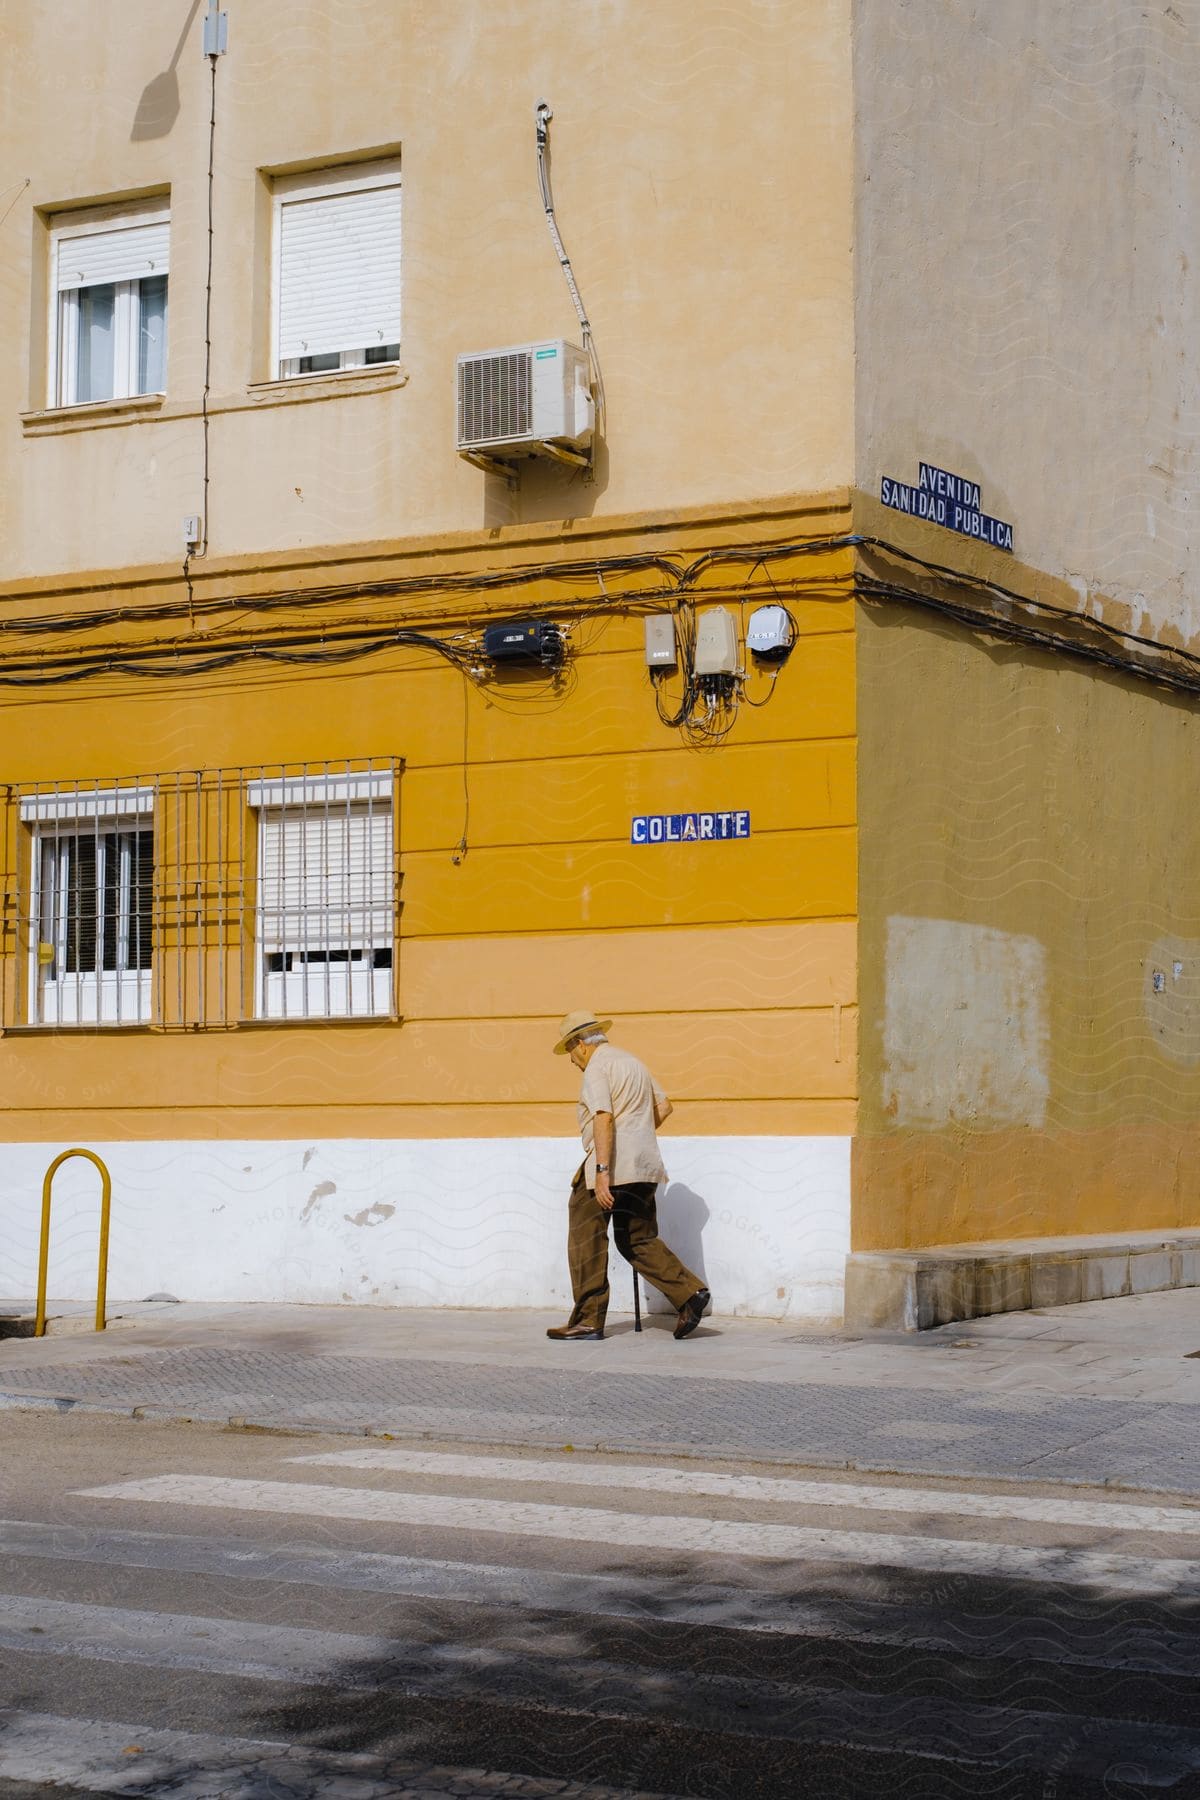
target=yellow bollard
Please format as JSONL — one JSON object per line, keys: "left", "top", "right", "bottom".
{"left": 35, "top": 1149, "right": 113, "bottom": 1338}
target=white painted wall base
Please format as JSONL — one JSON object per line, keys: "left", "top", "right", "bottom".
{"left": 0, "top": 1136, "right": 850, "bottom": 1322}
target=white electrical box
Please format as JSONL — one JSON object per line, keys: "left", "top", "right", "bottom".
{"left": 747, "top": 603, "right": 794, "bottom": 658}
{"left": 456, "top": 339, "right": 593, "bottom": 462}
{"left": 644, "top": 616, "right": 677, "bottom": 667}
{"left": 694, "top": 607, "right": 739, "bottom": 675}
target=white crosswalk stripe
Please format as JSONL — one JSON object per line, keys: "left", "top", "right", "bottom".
{"left": 2, "top": 1444, "right": 1197, "bottom": 1796}
{"left": 0, "top": 1707, "right": 678, "bottom": 1800}
{"left": 4, "top": 1516, "right": 1195, "bottom": 1673}
{"left": 292, "top": 1444, "right": 1200, "bottom": 1535}
{"left": 76, "top": 1470, "right": 1200, "bottom": 1595}
{"left": 4, "top": 1593, "right": 1200, "bottom": 1786}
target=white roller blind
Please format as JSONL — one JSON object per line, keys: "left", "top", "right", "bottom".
{"left": 56, "top": 220, "right": 170, "bottom": 291}
{"left": 258, "top": 802, "right": 393, "bottom": 956}
{"left": 277, "top": 181, "right": 401, "bottom": 361}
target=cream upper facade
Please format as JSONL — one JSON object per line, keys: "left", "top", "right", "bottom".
{"left": 855, "top": 1, "right": 1200, "bottom": 645}
{"left": 0, "top": 0, "right": 854, "bottom": 580}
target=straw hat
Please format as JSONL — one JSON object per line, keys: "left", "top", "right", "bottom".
{"left": 552, "top": 1009, "right": 613, "bottom": 1055}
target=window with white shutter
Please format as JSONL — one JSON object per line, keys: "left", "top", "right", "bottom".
{"left": 49, "top": 205, "right": 169, "bottom": 406}
{"left": 272, "top": 162, "right": 401, "bottom": 378}
{"left": 248, "top": 768, "right": 395, "bottom": 1019}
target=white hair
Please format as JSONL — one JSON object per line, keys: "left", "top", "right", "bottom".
{"left": 576, "top": 1030, "right": 607, "bottom": 1047}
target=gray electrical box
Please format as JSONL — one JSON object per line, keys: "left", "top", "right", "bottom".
{"left": 644, "top": 615, "right": 677, "bottom": 667}
{"left": 694, "top": 607, "right": 739, "bottom": 676}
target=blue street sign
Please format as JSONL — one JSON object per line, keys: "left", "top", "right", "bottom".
{"left": 631, "top": 811, "right": 751, "bottom": 844}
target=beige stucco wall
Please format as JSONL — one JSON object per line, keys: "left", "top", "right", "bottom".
{"left": 854, "top": 1, "right": 1200, "bottom": 646}
{"left": 0, "top": 0, "right": 853, "bottom": 581}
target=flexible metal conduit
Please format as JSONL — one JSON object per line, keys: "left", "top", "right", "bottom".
{"left": 35, "top": 1148, "right": 112, "bottom": 1338}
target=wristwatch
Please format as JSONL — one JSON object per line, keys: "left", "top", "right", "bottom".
{"left": 595, "top": 1163, "right": 610, "bottom": 1173}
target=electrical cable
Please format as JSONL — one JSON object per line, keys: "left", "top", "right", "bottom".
{"left": 182, "top": 46, "right": 218, "bottom": 619}
{"left": 535, "top": 101, "right": 606, "bottom": 440}
{"left": 200, "top": 48, "right": 217, "bottom": 556}
{"left": 1, "top": 525, "right": 1196, "bottom": 712}
{"left": 0, "top": 176, "right": 31, "bottom": 235}
{"left": 451, "top": 670, "right": 471, "bottom": 865}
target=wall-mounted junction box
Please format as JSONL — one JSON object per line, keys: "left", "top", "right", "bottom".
{"left": 694, "top": 607, "right": 739, "bottom": 675}
{"left": 483, "top": 620, "right": 564, "bottom": 666}
{"left": 747, "top": 604, "right": 795, "bottom": 659}
{"left": 644, "top": 615, "right": 677, "bottom": 667}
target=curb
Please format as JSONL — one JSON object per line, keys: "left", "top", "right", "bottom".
{"left": 2, "top": 1387, "right": 1198, "bottom": 1502}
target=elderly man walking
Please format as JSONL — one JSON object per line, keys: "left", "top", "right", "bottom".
{"left": 547, "top": 1009, "right": 711, "bottom": 1343}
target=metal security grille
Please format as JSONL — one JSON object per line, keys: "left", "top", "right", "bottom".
{"left": 457, "top": 349, "right": 532, "bottom": 446}
{"left": 0, "top": 758, "right": 401, "bottom": 1031}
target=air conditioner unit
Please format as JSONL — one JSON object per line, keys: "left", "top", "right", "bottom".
{"left": 457, "top": 339, "right": 593, "bottom": 472}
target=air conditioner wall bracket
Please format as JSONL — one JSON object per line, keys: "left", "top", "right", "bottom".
{"left": 537, "top": 440, "right": 590, "bottom": 470}
{"left": 462, "top": 450, "right": 520, "bottom": 483}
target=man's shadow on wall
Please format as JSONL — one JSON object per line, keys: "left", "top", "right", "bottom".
{"left": 637, "top": 1183, "right": 710, "bottom": 1321}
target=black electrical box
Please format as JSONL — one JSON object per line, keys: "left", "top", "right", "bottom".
{"left": 483, "top": 620, "right": 563, "bottom": 664}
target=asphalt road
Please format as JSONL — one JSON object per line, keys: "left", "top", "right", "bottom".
{"left": 0, "top": 1411, "right": 1198, "bottom": 1799}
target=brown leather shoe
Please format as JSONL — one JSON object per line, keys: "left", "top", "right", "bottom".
{"left": 673, "top": 1288, "right": 711, "bottom": 1340}
{"left": 546, "top": 1324, "right": 605, "bottom": 1341}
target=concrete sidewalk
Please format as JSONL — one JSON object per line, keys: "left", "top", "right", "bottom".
{"left": 1, "top": 1289, "right": 1198, "bottom": 1494}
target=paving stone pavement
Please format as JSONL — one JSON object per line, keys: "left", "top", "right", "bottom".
{"left": 2, "top": 1332, "right": 1199, "bottom": 1492}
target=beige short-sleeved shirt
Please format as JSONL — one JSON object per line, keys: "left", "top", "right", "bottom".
{"left": 577, "top": 1042, "right": 668, "bottom": 1188}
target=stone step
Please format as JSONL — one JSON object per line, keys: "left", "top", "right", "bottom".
{"left": 844, "top": 1229, "right": 1200, "bottom": 1332}
{"left": 0, "top": 1302, "right": 143, "bottom": 1340}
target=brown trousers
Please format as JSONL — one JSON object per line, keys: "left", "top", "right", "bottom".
{"left": 566, "top": 1169, "right": 702, "bottom": 1331}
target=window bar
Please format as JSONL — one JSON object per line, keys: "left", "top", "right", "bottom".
{"left": 359, "top": 764, "right": 368, "bottom": 1021}
{"left": 87, "top": 777, "right": 100, "bottom": 1026}
{"left": 38, "top": 789, "right": 47, "bottom": 1028}
{"left": 237, "top": 769, "right": 246, "bottom": 1024}
{"left": 143, "top": 779, "right": 156, "bottom": 1024}
{"left": 261, "top": 769, "right": 271, "bottom": 1021}
{"left": 0, "top": 787, "right": 8, "bottom": 1032}
{"left": 54, "top": 786, "right": 62, "bottom": 1026}
{"left": 52, "top": 797, "right": 63, "bottom": 1027}
{"left": 194, "top": 771, "right": 205, "bottom": 1029}
{"left": 371, "top": 760, "right": 380, "bottom": 1016}
{"left": 309, "top": 762, "right": 319, "bottom": 1021}
{"left": 58, "top": 785, "right": 68, "bottom": 1026}
{"left": 45, "top": 794, "right": 53, "bottom": 1026}
{"left": 308, "top": 762, "right": 318, "bottom": 1019}
{"left": 36, "top": 791, "right": 44, "bottom": 1027}
{"left": 342, "top": 761, "right": 353, "bottom": 1019}
{"left": 115, "top": 826, "right": 126, "bottom": 1028}
{"left": 152, "top": 783, "right": 165, "bottom": 1028}
{"left": 366, "top": 760, "right": 376, "bottom": 1017}
{"left": 278, "top": 770, "right": 290, "bottom": 1022}
{"left": 327, "top": 761, "right": 338, "bottom": 1019}
{"left": 215, "top": 766, "right": 225, "bottom": 1028}
{"left": 60, "top": 788, "right": 71, "bottom": 1027}
{"left": 173, "top": 777, "right": 185, "bottom": 1029}
{"left": 47, "top": 789, "right": 58, "bottom": 1027}
{"left": 58, "top": 783, "right": 68, "bottom": 1026}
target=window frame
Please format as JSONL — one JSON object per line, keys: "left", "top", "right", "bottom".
{"left": 21, "top": 786, "right": 156, "bottom": 1026}
{"left": 48, "top": 202, "right": 170, "bottom": 408}
{"left": 270, "top": 160, "right": 402, "bottom": 381}
{"left": 247, "top": 768, "right": 396, "bottom": 1022}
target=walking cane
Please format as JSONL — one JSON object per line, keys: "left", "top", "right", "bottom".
{"left": 633, "top": 1268, "right": 642, "bottom": 1333}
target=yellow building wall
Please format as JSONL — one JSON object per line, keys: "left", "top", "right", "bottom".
{"left": 854, "top": 590, "right": 1200, "bottom": 1249}
{"left": 0, "top": 505, "right": 857, "bottom": 1145}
